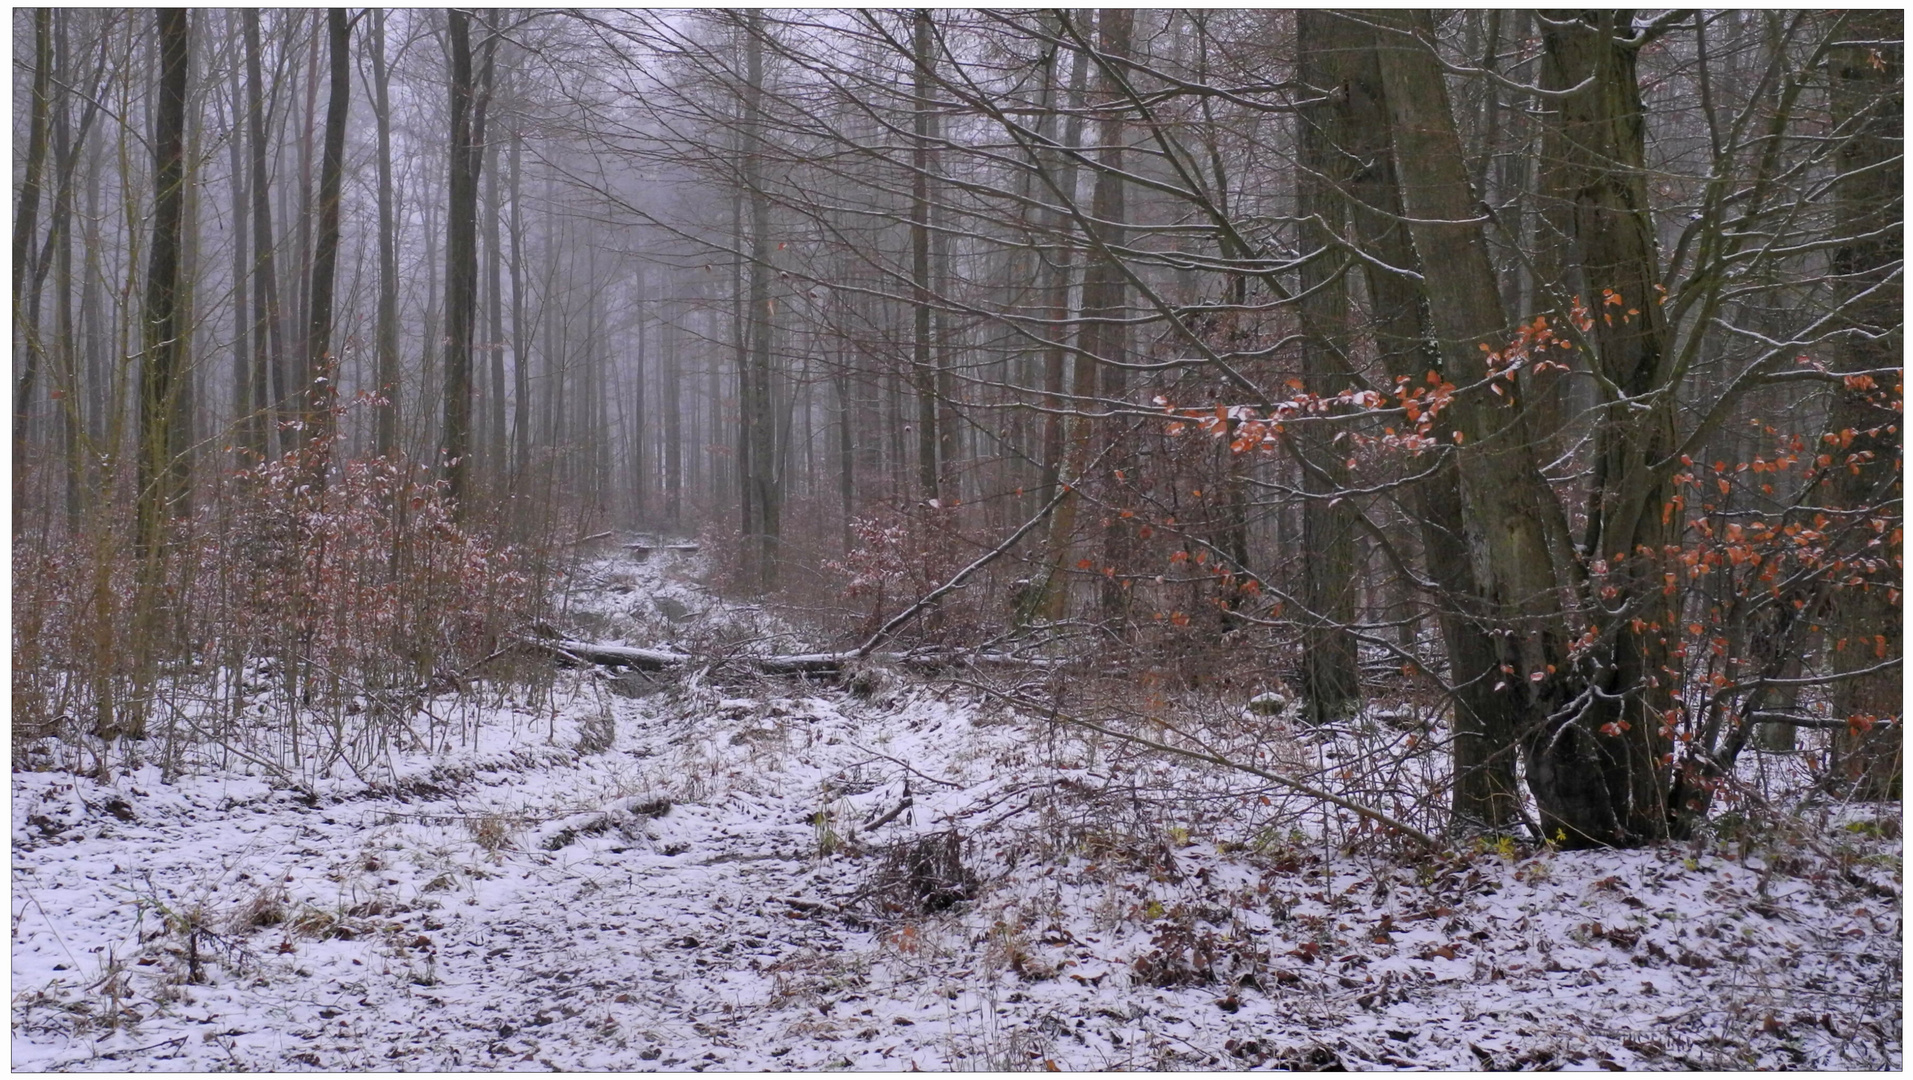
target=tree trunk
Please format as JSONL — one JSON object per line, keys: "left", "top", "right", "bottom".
{"left": 911, "top": 9, "right": 941, "bottom": 503}
{"left": 12, "top": 9, "right": 52, "bottom": 533}
{"left": 1820, "top": 11, "right": 1902, "bottom": 801}
{"left": 1293, "top": 11, "right": 1363, "bottom": 726}
{"left": 440, "top": 10, "right": 494, "bottom": 511}
{"left": 739, "top": 12, "right": 781, "bottom": 587}
{"left": 136, "top": 7, "right": 192, "bottom": 560}
{"left": 244, "top": 10, "right": 286, "bottom": 461}
{"left": 290, "top": 16, "right": 319, "bottom": 421}
{"left": 226, "top": 23, "right": 255, "bottom": 463}
{"left": 1038, "top": 10, "right": 1128, "bottom": 622}
{"left": 370, "top": 8, "right": 399, "bottom": 460}
{"left": 1088, "top": 8, "right": 1134, "bottom": 621}
{"left": 508, "top": 109, "right": 529, "bottom": 481}
{"left": 484, "top": 38, "right": 509, "bottom": 489}
{"left": 663, "top": 288, "right": 683, "bottom": 528}
{"left": 630, "top": 266, "right": 649, "bottom": 522}
{"left": 304, "top": 7, "right": 350, "bottom": 454}
{"left": 1375, "top": 10, "right": 1658, "bottom": 847}
{"left": 1537, "top": 10, "right": 1679, "bottom": 839}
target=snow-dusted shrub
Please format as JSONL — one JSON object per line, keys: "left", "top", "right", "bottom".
{"left": 224, "top": 445, "right": 537, "bottom": 695}
{"left": 12, "top": 428, "right": 546, "bottom": 775}
{"left": 823, "top": 503, "right": 967, "bottom": 640}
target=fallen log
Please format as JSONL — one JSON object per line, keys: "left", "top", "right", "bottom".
{"left": 527, "top": 637, "right": 1057, "bottom": 677}
{"left": 533, "top": 485, "right": 1075, "bottom": 680}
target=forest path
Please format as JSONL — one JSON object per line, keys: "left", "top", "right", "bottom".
{"left": 13, "top": 549, "right": 1903, "bottom": 1071}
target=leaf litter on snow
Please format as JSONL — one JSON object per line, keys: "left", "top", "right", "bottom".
{"left": 13, "top": 546, "right": 1902, "bottom": 1070}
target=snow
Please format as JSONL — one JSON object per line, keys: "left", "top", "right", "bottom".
{"left": 13, "top": 548, "right": 1903, "bottom": 1071}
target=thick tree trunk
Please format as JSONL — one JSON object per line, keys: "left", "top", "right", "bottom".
{"left": 1373, "top": 11, "right": 1647, "bottom": 847}
{"left": 1308, "top": 10, "right": 1519, "bottom": 830}
{"left": 1537, "top": 10, "right": 1678, "bottom": 840}
{"left": 1820, "top": 11, "right": 1903, "bottom": 801}
{"left": 136, "top": 8, "right": 192, "bottom": 560}
{"left": 304, "top": 7, "right": 350, "bottom": 453}
{"left": 441, "top": 11, "right": 495, "bottom": 511}
{"left": 1292, "top": 11, "right": 1363, "bottom": 726}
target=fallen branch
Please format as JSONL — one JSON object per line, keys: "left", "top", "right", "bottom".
{"left": 528, "top": 636, "right": 1068, "bottom": 677}
{"left": 528, "top": 486, "right": 1071, "bottom": 678}
{"left": 853, "top": 484, "right": 1070, "bottom": 658}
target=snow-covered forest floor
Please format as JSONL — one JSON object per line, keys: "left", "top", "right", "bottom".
{"left": 13, "top": 548, "right": 1902, "bottom": 1071}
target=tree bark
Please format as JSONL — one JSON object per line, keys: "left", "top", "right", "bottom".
{"left": 1372, "top": 11, "right": 1636, "bottom": 846}
{"left": 1036, "top": 29, "right": 1091, "bottom": 511}
{"left": 911, "top": 9, "right": 941, "bottom": 503}
{"left": 370, "top": 8, "right": 400, "bottom": 460}
{"left": 136, "top": 8, "right": 193, "bottom": 559}
{"left": 1820, "top": 10, "right": 1902, "bottom": 801}
{"left": 508, "top": 107, "right": 529, "bottom": 480}
{"left": 739, "top": 12, "right": 781, "bottom": 586}
{"left": 226, "top": 23, "right": 255, "bottom": 463}
{"left": 1303, "top": 11, "right": 1518, "bottom": 829}
{"left": 1293, "top": 10, "right": 1363, "bottom": 726}
{"left": 1038, "top": 10, "right": 1130, "bottom": 622}
{"left": 304, "top": 7, "right": 350, "bottom": 454}
{"left": 441, "top": 10, "right": 495, "bottom": 511}
{"left": 12, "top": 9, "right": 52, "bottom": 533}
{"left": 1537, "top": 10, "right": 1678, "bottom": 840}
{"left": 663, "top": 287, "right": 683, "bottom": 528}
{"left": 244, "top": 10, "right": 286, "bottom": 461}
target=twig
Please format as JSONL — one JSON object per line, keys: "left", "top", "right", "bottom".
{"left": 977, "top": 684, "right": 1442, "bottom": 851}
{"left": 847, "top": 742, "right": 964, "bottom": 790}
{"left": 853, "top": 484, "right": 1070, "bottom": 659}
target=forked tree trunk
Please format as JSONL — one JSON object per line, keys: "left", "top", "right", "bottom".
{"left": 1373, "top": 10, "right": 1655, "bottom": 847}
{"left": 1539, "top": 12, "right": 1677, "bottom": 837}
{"left": 1307, "top": 10, "right": 1519, "bottom": 831}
